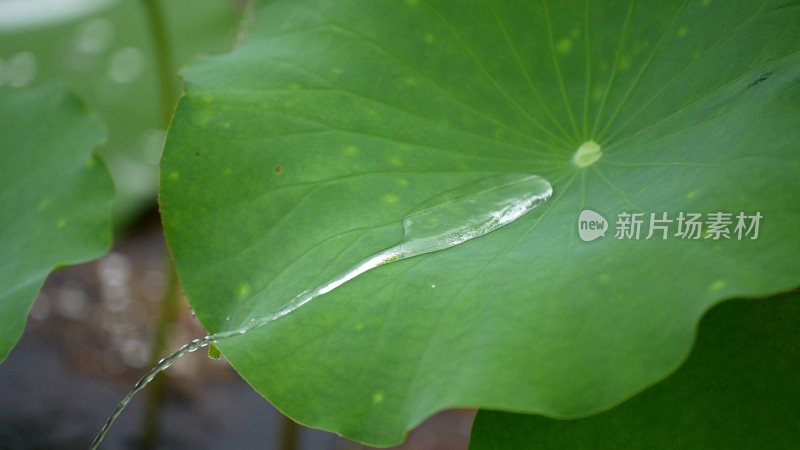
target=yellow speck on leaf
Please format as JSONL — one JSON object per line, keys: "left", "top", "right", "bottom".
{"left": 382, "top": 193, "right": 400, "bottom": 204}
{"left": 619, "top": 55, "right": 632, "bottom": 71}
{"left": 238, "top": 282, "right": 251, "bottom": 299}
{"left": 556, "top": 38, "right": 572, "bottom": 54}
{"left": 709, "top": 280, "right": 726, "bottom": 292}
{"left": 591, "top": 82, "right": 605, "bottom": 102}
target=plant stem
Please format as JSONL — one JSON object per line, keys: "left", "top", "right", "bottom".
{"left": 138, "top": 1, "right": 178, "bottom": 445}
{"left": 280, "top": 414, "right": 299, "bottom": 450}
{"left": 141, "top": 0, "right": 177, "bottom": 127}
{"left": 139, "top": 255, "right": 181, "bottom": 449}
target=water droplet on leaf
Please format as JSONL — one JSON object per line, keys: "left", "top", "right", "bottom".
{"left": 90, "top": 173, "right": 552, "bottom": 448}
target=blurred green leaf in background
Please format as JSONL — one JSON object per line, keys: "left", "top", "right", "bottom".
{"left": 0, "top": 83, "right": 114, "bottom": 362}
{"left": 0, "top": 0, "right": 241, "bottom": 224}
{"left": 469, "top": 292, "right": 800, "bottom": 450}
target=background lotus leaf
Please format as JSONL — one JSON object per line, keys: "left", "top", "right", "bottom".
{"left": 0, "top": 84, "right": 114, "bottom": 362}
{"left": 469, "top": 293, "right": 800, "bottom": 450}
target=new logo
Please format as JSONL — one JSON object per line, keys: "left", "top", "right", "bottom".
{"left": 578, "top": 209, "right": 608, "bottom": 242}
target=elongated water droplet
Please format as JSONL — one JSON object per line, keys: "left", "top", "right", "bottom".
{"left": 89, "top": 173, "right": 552, "bottom": 449}
{"left": 400, "top": 173, "right": 552, "bottom": 255}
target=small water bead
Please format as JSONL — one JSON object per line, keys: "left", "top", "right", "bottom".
{"left": 90, "top": 173, "right": 552, "bottom": 449}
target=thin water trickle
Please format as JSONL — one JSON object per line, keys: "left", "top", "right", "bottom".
{"left": 89, "top": 173, "right": 552, "bottom": 449}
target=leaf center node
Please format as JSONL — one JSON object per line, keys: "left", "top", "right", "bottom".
{"left": 573, "top": 140, "right": 602, "bottom": 168}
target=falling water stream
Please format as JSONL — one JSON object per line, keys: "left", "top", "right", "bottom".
{"left": 89, "top": 173, "right": 553, "bottom": 449}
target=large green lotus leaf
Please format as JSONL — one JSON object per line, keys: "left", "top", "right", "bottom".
{"left": 0, "top": 84, "right": 114, "bottom": 362}
{"left": 160, "top": 0, "right": 800, "bottom": 444}
{"left": 469, "top": 292, "right": 800, "bottom": 449}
